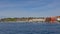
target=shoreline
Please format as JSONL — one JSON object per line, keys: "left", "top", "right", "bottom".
{"left": 0, "top": 21, "right": 60, "bottom": 23}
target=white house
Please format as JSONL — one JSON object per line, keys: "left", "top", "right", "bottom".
{"left": 29, "top": 18, "right": 45, "bottom": 22}
{"left": 56, "top": 16, "right": 60, "bottom": 22}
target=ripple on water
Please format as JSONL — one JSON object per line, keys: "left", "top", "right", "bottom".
{"left": 0, "top": 22, "right": 60, "bottom": 34}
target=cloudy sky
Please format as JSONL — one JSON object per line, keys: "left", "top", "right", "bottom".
{"left": 0, "top": 0, "right": 60, "bottom": 18}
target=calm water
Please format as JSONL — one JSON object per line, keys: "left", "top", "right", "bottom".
{"left": 0, "top": 22, "right": 60, "bottom": 34}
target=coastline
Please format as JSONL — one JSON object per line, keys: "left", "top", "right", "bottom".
{"left": 0, "top": 21, "right": 60, "bottom": 24}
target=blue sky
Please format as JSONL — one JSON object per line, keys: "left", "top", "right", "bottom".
{"left": 0, "top": 0, "right": 60, "bottom": 18}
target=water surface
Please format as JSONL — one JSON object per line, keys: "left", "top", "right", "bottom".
{"left": 0, "top": 22, "right": 60, "bottom": 34}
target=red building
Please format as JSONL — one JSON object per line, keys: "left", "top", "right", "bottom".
{"left": 45, "top": 16, "right": 56, "bottom": 23}
{"left": 50, "top": 16, "right": 56, "bottom": 23}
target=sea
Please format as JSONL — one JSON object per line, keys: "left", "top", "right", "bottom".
{"left": 0, "top": 22, "right": 60, "bottom": 34}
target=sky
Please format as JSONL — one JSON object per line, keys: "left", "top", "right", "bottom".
{"left": 0, "top": 0, "right": 60, "bottom": 18}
